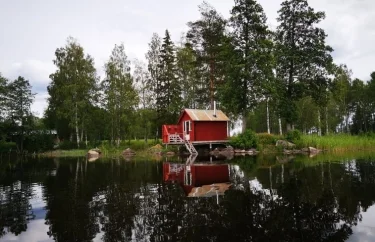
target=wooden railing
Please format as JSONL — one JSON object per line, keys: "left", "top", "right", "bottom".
{"left": 168, "top": 134, "right": 184, "bottom": 143}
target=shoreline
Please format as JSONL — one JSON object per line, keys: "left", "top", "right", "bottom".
{"left": 35, "top": 146, "right": 375, "bottom": 159}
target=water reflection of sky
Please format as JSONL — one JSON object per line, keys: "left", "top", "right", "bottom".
{"left": 349, "top": 206, "right": 375, "bottom": 242}
{"left": 1, "top": 184, "right": 51, "bottom": 242}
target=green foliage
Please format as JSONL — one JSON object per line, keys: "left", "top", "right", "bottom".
{"left": 48, "top": 37, "right": 98, "bottom": 147}
{"left": 230, "top": 129, "right": 258, "bottom": 149}
{"left": 156, "top": 30, "right": 182, "bottom": 123}
{"left": 187, "top": 2, "right": 227, "bottom": 108}
{"left": 298, "top": 134, "right": 375, "bottom": 151}
{"left": 222, "top": 0, "right": 274, "bottom": 118}
{"left": 256, "top": 133, "right": 279, "bottom": 146}
{"left": 286, "top": 129, "right": 302, "bottom": 143}
{"left": 275, "top": 0, "right": 333, "bottom": 127}
{"left": 102, "top": 43, "right": 139, "bottom": 145}
{"left": 0, "top": 141, "right": 17, "bottom": 152}
{"left": 176, "top": 42, "right": 200, "bottom": 109}
{"left": 59, "top": 141, "right": 78, "bottom": 150}
{"left": 23, "top": 132, "right": 55, "bottom": 152}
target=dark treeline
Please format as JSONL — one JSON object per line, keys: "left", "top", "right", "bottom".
{"left": 1, "top": 0, "right": 375, "bottom": 151}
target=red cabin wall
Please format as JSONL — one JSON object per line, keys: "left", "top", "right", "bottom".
{"left": 178, "top": 112, "right": 195, "bottom": 141}
{"left": 194, "top": 121, "right": 228, "bottom": 142}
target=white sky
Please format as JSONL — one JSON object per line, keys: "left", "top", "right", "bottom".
{"left": 1, "top": 0, "right": 374, "bottom": 117}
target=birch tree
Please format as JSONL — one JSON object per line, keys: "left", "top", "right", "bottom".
{"left": 48, "top": 37, "right": 98, "bottom": 147}
{"left": 102, "top": 43, "right": 138, "bottom": 146}
{"left": 7, "top": 76, "right": 35, "bottom": 152}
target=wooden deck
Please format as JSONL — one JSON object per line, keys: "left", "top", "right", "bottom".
{"left": 163, "top": 140, "right": 229, "bottom": 145}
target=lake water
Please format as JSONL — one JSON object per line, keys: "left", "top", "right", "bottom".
{"left": 0, "top": 154, "right": 375, "bottom": 242}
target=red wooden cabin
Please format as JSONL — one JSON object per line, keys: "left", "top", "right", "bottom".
{"left": 162, "top": 108, "right": 230, "bottom": 145}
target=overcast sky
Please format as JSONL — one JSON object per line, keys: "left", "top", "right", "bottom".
{"left": 1, "top": 0, "right": 374, "bottom": 117}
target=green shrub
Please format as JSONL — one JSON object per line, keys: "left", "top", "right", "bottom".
{"left": 59, "top": 141, "right": 78, "bottom": 150}
{"left": 286, "top": 129, "right": 302, "bottom": 143}
{"left": 0, "top": 141, "right": 17, "bottom": 152}
{"left": 230, "top": 129, "right": 258, "bottom": 149}
{"left": 24, "top": 133, "right": 55, "bottom": 152}
{"left": 257, "top": 133, "right": 279, "bottom": 146}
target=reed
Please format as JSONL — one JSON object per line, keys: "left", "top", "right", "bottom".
{"left": 296, "top": 134, "right": 375, "bottom": 152}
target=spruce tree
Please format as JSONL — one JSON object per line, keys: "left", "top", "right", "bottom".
{"left": 157, "top": 30, "right": 181, "bottom": 123}
{"left": 187, "top": 2, "right": 227, "bottom": 109}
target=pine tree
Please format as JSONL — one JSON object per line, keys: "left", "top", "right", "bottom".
{"left": 176, "top": 40, "right": 199, "bottom": 109}
{"left": 187, "top": 2, "right": 227, "bottom": 109}
{"left": 223, "top": 0, "right": 274, "bottom": 132}
{"left": 275, "top": 0, "right": 333, "bottom": 131}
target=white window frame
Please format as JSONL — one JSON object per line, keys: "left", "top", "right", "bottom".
{"left": 184, "top": 121, "right": 192, "bottom": 132}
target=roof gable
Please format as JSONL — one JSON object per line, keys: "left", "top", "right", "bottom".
{"left": 178, "top": 109, "right": 230, "bottom": 123}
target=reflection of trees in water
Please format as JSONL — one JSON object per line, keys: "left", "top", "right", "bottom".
{"left": 0, "top": 156, "right": 53, "bottom": 238}
{"left": 0, "top": 181, "right": 34, "bottom": 237}
{"left": 43, "top": 158, "right": 99, "bottom": 241}
{"left": 229, "top": 158, "right": 375, "bottom": 241}
{"left": 43, "top": 158, "right": 163, "bottom": 242}
{"left": 2, "top": 157, "right": 375, "bottom": 241}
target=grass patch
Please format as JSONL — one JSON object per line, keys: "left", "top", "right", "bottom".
{"left": 295, "top": 134, "right": 375, "bottom": 152}
{"left": 39, "top": 149, "right": 87, "bottom": 157}
{"left": 38, "top": 139, "right": 178, "bottom": 158}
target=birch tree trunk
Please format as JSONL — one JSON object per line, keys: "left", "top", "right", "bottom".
{"left": 345, "top": 113, "right": 350, "bottom": 133}
{"left": 75, "top": 102, "right": 80, "bottom": 147}
{"left": 266, "top": 98, "right": 270, "bottom": 134}
{"left": 278, "top": 116, "right": 283, "bottom": 136}
{"left": 80, "top": 125, "right": 84, "bottom": 145}
{"left": 325, "top": 106, "right": 329, "bottom": 135}
{"left": 318, "top": 109, "right": 322, "bottom": 136}
{"left": 85, "top": 131, "right": 88, "bottom": 147}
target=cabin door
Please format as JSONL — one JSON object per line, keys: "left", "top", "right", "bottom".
{"left": 184, "top": 121, "right": 191, "bottom": 141}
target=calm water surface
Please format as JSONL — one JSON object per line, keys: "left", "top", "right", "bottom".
{"left": 0, "top": 154, "right": 375, "bottom": 242}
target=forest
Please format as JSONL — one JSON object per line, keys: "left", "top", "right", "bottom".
{"left": 1, "top": 0, "right": 375, "bottom": 152}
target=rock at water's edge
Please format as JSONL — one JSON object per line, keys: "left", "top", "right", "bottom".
{"left": 276, "top": 140, "right": 296, "bottom": 148}
{"left": 123, "top": 148, "right": 136, "bottom": 156}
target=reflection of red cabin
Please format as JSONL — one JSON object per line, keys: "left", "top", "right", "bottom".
{"left": 163, "top": 162, "right": 230, "bottom": 197}
{"left": 162, "top": 109, "right": 230, "bottom": 144}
